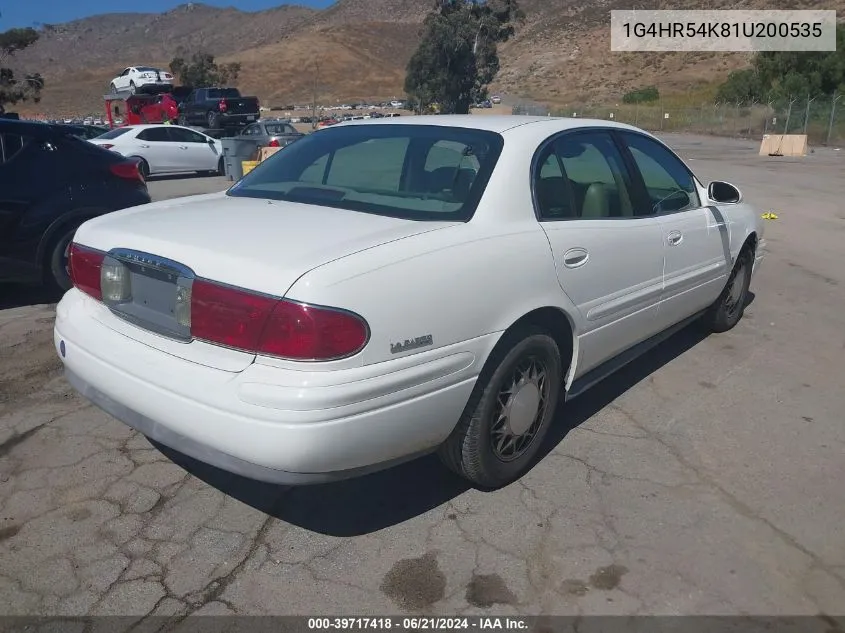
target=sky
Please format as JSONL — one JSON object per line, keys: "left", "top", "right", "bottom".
{"left": 1, "top": 0, "right": 335, "bottom": 29}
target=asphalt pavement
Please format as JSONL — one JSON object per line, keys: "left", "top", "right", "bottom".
{"left": 0, "top": 134, "right": 843, "bottom": 617}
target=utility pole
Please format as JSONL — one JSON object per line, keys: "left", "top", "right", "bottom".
{"left": 827, "top": 92, "right": 842, "bottom": 146}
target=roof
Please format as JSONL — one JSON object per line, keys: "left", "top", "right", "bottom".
{"left": 336, "top": 114, "right": 642, "bottom": 135}
{"left": 0, "top": 118, "right": 74, "bottom": 137}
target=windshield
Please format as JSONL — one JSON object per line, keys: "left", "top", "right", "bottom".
{"left": 227, "top": 124, "right": 504, "bottom": 221}
{"left": 207, "top": 88, "right": 240, "bottom": 99}
{"left": 94, "top": 127, "right": 132, "bottom": 140}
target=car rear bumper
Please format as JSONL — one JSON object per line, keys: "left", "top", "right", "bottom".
{"left": 55, "top": 289, "right": 485, "bottom": 484}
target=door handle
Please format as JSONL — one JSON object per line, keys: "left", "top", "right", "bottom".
{"left": 562, "top": 247, "right": 589, "bottom": 268}
{"left": 179, "top": 146, "right": 188, "bottom": 150}
{"left": 140, "top": 144, "right": 150, "bottom": 148}
{"left": 667, "top": 230, "right": 683, "bottom": 246}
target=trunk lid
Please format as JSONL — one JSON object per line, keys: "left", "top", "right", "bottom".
{"left": 74, "top": 192, "right": 454, "bottom": 371}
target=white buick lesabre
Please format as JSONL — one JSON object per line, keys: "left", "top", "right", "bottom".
{"left": 55, "top": 115, "right": 765, "bottom": 488}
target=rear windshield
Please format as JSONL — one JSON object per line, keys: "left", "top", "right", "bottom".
{"left": 227, "top": 124, "right": 504, "bottom": 221}
{"left": 264, "top": 124, "right": 291, "bottom": 135}
{"left": 207, "top": 88, "right": 240, "bottom": 99}
{"left": 136, "top": 67, "right": 160, "bottom": 72}
{"left": 95, "top": 127, "right": 132, "bottom": 140}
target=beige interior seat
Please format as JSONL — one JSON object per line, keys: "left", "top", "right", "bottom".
{"left": 581, "top": 182, "right": 610, "bottom": 218}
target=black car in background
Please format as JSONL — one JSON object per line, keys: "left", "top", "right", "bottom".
{"left": 0, "top": 119, "right": 151, "bottom": 291}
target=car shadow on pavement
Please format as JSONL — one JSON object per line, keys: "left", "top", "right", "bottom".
{"left": 0, "top": 284, "right": 63, "bottom": 310}
{"left": 156, "top": 294, "right": 755, "bottom": 537}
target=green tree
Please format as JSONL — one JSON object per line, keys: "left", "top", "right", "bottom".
{"left": 714, "top": 69, "right": 764, "bottom": 106}
{"left": 715, "top": 24, "right": 845, "bottom": 104}
{"left": 0, "top": 27, "right": 44, "bottom": 114}
{"left": 404, "top": 0, "right": 523, "bottom": 115}
{"left": 169, "top": 49, "right": 241, "bottom": 87}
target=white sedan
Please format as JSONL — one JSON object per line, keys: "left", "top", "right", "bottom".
{"left": 55, "top": 116, "right": 765, "bottom": 488}
{"left": 90, "top": 125, "right": 224, "bottom": 178}
{"left": 109, "top": 66, "right": 174, "bottom": 95}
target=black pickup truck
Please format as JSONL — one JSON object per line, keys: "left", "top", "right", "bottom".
{"left": 176, "top": 87, "right": 260, "bottom": 130}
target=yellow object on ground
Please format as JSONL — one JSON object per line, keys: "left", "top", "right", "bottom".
{"left": 242, "top": 161, "right": 258, "bottom": 175}
{"left": 762, "top": 212, "right": 779, "bottom": 220}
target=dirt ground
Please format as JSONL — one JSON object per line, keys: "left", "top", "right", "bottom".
{"left": 0, "top": 133, "right": 843, "bottom": 619}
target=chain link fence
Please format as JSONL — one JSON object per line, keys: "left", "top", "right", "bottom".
{"left": 512, "top": 93, "right": 844, "bottom": 146}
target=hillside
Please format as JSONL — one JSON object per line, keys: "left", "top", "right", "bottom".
{"left": 10, "top": 0, "right": 845, "bottom": 116}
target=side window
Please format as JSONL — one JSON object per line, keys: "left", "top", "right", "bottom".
{"left": 556, "top": 132, "right": 639, "bottom": 219}
{"left": 326, "top": 137, "right": 409, "bottom": 192}
{"left": 622, "top": 132, "right": 700, "bottom": 214}
{"left": 241, "top": 125, "right": 256, "bottom": 136}
{"left": 423, "top": 140, "right": 481, "bottom": 200}
{"left": 0, "top": 133, "right": 31, "bottom": 164}
{"left": 533, "top": 144, "right": 575, "bottom": 220}
{"left": 170, "top": 128, "right": 206, "bottom": 143}
{"left": 284, "top": 125, "right": 296, "bottom": 135}
{"left": 137, "top": 128, "right": 170, "bottom": 142}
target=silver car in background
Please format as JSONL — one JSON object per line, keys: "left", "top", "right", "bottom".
{"left": 234, "top": 119, "right": 304, "bottom": 149}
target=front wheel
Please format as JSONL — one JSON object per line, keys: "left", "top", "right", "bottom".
{"left": 110, "top": 82, "right": 118, "bottom": 94}
{"left": 438, "top": 327, "right": 563, "bottom": 489}
{"left": 129, "top": 81, "right": 136, "bottom": 95}
{"left": 703, "top": 248, "right": 753, "bottom": 333}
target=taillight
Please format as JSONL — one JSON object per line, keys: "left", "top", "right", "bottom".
{"left": 268, "top": 138, "right": 280, "bottom": 147}
{"left": 110, "top": 161, "right": 144, "bottom": 184}
{"left": 100, "top": 143, "right": 114, "bottom": 149}
{"left": 68, "top": 243, "right": 104, "bottom": 300}
{"left": 218, "top": 99, "right": 228, "bottom": 113}
{"left": 190, "top": 280, "right": 369, "bottom": 360}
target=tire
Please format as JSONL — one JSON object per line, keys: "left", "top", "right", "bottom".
{"left": 44, "top": 225, "right": 79, "bottom": 293}
{"left": 216, "top": 156, "right": 225, "bottom": 176}
{"left": 207, "top": 111, "right": 219, "bottom": 129}
{"left": 178, "top": 114, "right": 188, "bottom": 127}
{"left": 129, "top": 81, "right": 136, "bottom": 95}
{"left": 110, "top": 82, "right": 118, "bottom": 94}
{"left": 438, "top": 327, "right": 563, "bottom": 489}
{"left": 133, "top": 157, "right": 150, "bottom": 179}
{"left": 703, "top": 247, "right": 753, "bottom": 333}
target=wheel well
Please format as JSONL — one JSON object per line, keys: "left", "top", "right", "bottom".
{"left": 37, "top": 212, "right": 101, "bottom": 269}
{"left": 742, "top": 232, "right": 757, "bottom": 256}
{"left": 502, "top": 307, "right": 575, "bottom": 368}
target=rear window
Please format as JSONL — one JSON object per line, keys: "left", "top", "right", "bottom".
{"left": 136, "top": 67, "right": 159, "bottom": 72}
{"left": 264, "top": 124, "right": 293, "bottom": 135}
{"left": 227, "top": 124, "right": 504, "bottom": 221}
{"left": 96, "top": 127, "right": 132, "bottom": 140}
{"left": 0, "top": 133, "right": 31, "bottom": 163}
{"left": 207, "top": 88, "right": 240, "bottom": 99}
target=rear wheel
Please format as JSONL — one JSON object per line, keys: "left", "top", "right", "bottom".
{"left": 110, "top": 82, "right": 118, "bottom": 94}
{"left": 438, "top": 327, "right": 563, "bottom": 489}
{"left": 178, "top": 114, "right": 188, "bottom": 127}
{"left": 207, "top": 111, "right": 219, "bottom": 129}
{"left": 44, "top": 225, "right": 79, "bottom": 293}
{"left": 703, "top": 247, "right": 753, "bottom": 333}
{"left": 133, "top": 157, "right": 150, "bottom": 179}
{"left": 216, "top": 156, "right": 225, "bottom": 176}
{"left": 129, "top": 81, "right": 136, "bottom": 95}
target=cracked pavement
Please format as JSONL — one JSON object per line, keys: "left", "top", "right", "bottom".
{"left": 0, "top": 135, "right": 843, "bottom": 618}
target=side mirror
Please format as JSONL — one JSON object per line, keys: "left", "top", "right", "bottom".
{"left": 208, "top": 138, "right": 216, "bottom": 145}
{"left": 708, "top": 181, "right": 741, "bottom": 204}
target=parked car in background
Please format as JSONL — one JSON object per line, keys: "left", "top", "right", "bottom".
{"left": 177, "top": 87, "right": 260, "bottom": 130}
{"left": 89, "top": 124, "right": 224, "bottom": 178}
{"left": 55, "top": 115, "right": 764, "bottom": 489}
{"left": 0, "top": 119, "right": 150, "bottom": 291}
{"left": 109, "top": 67, "right": 174, "bottom": 95}
{"left": 491, "top": 95, "right": 502, "bottom": 104}
{"left": 59, "top": 124, "right": 110, "bottom": 140}
{"left": 234, "top": 119, "right": 304, "bottom": 149}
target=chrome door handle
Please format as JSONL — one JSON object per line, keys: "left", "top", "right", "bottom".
{"left": 667, "top": 231, "right": 683, "bottom": 246}
{"left": 179, "top": 145, "right": 188, "bottom": 150}
{"left": 562, "top": 247, "right": 589, "bottom": 268}
{"left": 140, "top": 144, "right": 150, "bottom": 148}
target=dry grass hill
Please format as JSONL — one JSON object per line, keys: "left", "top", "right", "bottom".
{"left": 10, "top": 0, "right": 845, "bottom": 116}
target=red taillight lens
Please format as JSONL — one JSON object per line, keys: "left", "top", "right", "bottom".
{"left": 110, "top": 161, "right": 144, "bottom": 184}
{"left": 191, "top": 280, "right": 275, "bottom": 352}
{"left": 258, "top": 300, "right": 369, "bottom": 361}
{"left": 189, "top": 280, "right": 369, "bottom": 360}
{"left": 68, "top": 243, "right": 104, "bottom": 300}
{"left": 268, "top": 138, "right": 280, "bottom": 147}
{"left": 218, "top": 99, "right": 228, "bottom": 112}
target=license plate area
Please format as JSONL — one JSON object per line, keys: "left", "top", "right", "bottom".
{"left": 104, "top": 249, "right": 195, "bottom": 342}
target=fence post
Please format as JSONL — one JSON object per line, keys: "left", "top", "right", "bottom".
{"left": 803, "top": 94, "right": 816, "bottom": 135}
{"left": 784, "top": 98, "right": 795, "bottom": 134}
{"left": 827, "top": 93, "right": 841, "bottom": 146}
{"left": 748, "top": 101, "right": 756, "bottom": 137}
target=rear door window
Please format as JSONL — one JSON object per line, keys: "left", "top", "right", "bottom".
{"left": 0, "top": 133, "right": 31, "bottom": 164}
{"left": 137, "top": 128, "right": 171, "bottom": 142}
